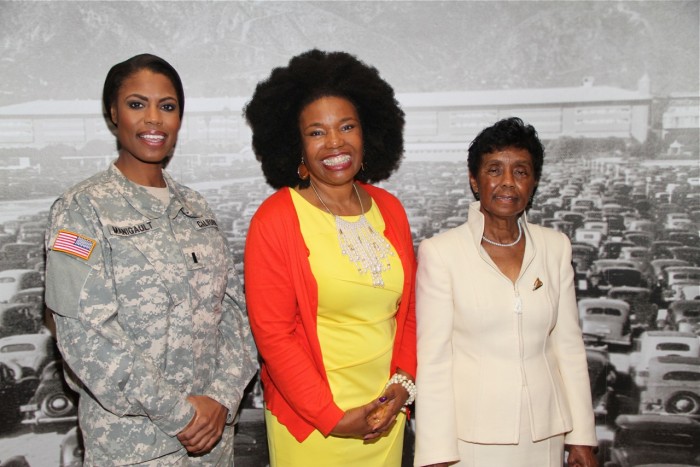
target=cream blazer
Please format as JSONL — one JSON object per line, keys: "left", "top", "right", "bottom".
{"left": 414, "top": 202, "right": 596, "bottom": 467}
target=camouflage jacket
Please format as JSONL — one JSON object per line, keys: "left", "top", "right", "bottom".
{"left": 45, "top": 163, "right": 257, "bottom": 465}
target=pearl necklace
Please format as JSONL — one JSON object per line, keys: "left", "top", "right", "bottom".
{"left": 309, "top": 181, "right": 393, "bottom": 287}
{"left": 482, "top": 219, "right": 523, "bottom": 247}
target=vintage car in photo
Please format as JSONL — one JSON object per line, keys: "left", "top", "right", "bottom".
{"left": 0, "top": 360, "right": 39, "bottom": 429}
{"left": 575, "top": 228, "right": 605, "bottom": 249}
{"left": 586, "top": 341, "right": 614, "bottom": 408}
{"left": 650, "top": 258, "right": 689, "bottom": 291}
{"left": 584, "top": 342, "right": 636, "bottom": 425}
{"left": 665, "top": 212, "right": 690, "bottom": 226}
{"left": 603, "top": 414, "right": 700, "bottom": 467}
{"left": 666, "top": 218, "right": 693, "bottom": 231}
{"left": 583, "top": 219, "right": 609, "bottom": 237}
{"left": 599, "top": 240, "right": 636, "bottom": 260}
{"left": 0, "top": 333, "right": 57, "bottom": 375}
{"left": 586, "top": 259, "right": 648, "bottom": 295}
{"left": 667, "top": 247, "right": 700, "bottom": 267}
{"left": 622, "top": 230, "right": 654, "bottom": 248}
{"left": 59, "top": 426, "right": 84, "bottom": 467}
{"left": 605, "top": 215, "right": 627, "bottom": 237}
{"left": 549, "top": 219, "right": 574, "bottom": 238}
{"left": 627, "top": 219, "right": 657, "bottom": 235}
{"left": 578, "top": 298, "right": 631, "bottom": 347}
{"left": 583, "top": 210, "right": 604, "bottom": 222}
{"left": 0, "top": 286, "right": 46, "bottom": 333}
{"left": 650, "top": 240, "right": 684, "bottom": 260}
{"left": 619, "top": 245, "right": 652, "bottom": 269}
{"left": 629, "top": 331, "right": 700, "bottom": 390}
{"left": 572, "top": 242, "right": 599, "bottom": 270}
{"left": 0, "top": 303, "right": 44, "bottom": 338}
{"left": 664, "top": 281, "right": 700, "bottom": 304}
{"left": 640, "top": 355, "right": 700, "bottom": 416}
{"left": 20, "top": 360, "right": 78, "bottom": 431}
{"left": 570, "top": 196, "right": 600, "bottom": 212}
{"left": 572, "top": 242, "right": 599, "bottom": 296}
{"left": 0, "top": 269, "right": 43, "bottom": 303}
{"left": 660, "top": 266, "right": 700, "bottom": 306}
{"left": 7, "top": 286, "right": 44, "bottom": 307}
{"left": 607, "top": 286, "right": 658, "bottom": 333}
{"left": 663, "top": 300, "right": 700, "bottom": 334}
{"left": 666, "top": 231, "right": 700, "bottom": 248}
{"left": 0, "top": 243, "right": 43, "bottom": 270}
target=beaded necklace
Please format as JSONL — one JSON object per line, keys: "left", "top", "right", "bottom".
{"left": 309, "top": 181, "right": 393, "bottom": 287}
{"left": 482, "top": 219, "right": 523, "bottom": 247}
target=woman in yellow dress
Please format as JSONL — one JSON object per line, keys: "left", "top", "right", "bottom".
{"left": 243, "top": 49, "right": 417, "bottom": 466}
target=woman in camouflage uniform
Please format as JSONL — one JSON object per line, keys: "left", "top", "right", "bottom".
{"left": 44, "top": 54, "right": 257, "bottom": 466}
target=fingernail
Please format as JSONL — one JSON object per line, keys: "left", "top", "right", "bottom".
{"left": 379, "top": 396, "right": 387, "bottom": 402}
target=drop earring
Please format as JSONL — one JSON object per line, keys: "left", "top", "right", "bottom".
{"left": 297, "top": 157, "right": 309, "bottom": 180}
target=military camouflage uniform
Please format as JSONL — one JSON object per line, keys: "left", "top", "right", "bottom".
{"left": 45, "top": 163, "right": 257, "bottom": 466}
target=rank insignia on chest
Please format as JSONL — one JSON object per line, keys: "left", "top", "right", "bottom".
{"left": 52, "top": 229, "right": 97, "bottom": 260}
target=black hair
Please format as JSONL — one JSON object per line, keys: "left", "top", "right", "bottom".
{"left": 102, "top": 53, "right": 185, "bottom": 123}
{"left": 467, "top": 116, "right": 544, "bottom": 183}
{"left": 244, "top": 49, "right": 405, "bottom": 189}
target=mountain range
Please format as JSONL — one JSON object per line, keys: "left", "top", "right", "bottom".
{"left": 0, "top": 0, "right": 697, "bottom": 106}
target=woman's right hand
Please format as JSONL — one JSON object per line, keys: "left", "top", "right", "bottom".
{"left": 330, "top": 400, "right": 383, "bottom": 439}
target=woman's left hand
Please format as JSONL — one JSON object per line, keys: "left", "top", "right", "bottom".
{"left": 566, "top": 445, "right": 598, "bottom": 467}
{"left": 364, "top": 381, "right": 409, "bottom": 440}
{"left": 177, "top": 395, "right": 228, "bottom": 455}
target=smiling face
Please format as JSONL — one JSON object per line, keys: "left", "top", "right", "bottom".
{"left": 469, "top": 146, "right": 538, "bottom": 221}
{"left": 298, "top": 95, "right": 363, "bottom": 190}
{"left": 110, "top": 69, "right": 181, "bottom": 170}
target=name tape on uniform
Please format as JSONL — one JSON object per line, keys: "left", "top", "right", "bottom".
{"left": 195, "top": 218, "right": 218, "bottom": 229}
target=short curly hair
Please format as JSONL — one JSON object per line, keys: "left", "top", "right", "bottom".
{"left": 244, "top": 49, "right": 405, "bottom": 189}
{"left": 467, "top": 116, "right": 544, "bottom": 183}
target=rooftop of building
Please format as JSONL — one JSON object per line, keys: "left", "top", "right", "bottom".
{"left": 0, "top": 82, "right": 657, "bottom": 117}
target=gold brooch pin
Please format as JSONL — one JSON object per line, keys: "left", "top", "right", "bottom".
{"left": 533, "top": 278, "right": 543, "bottom": 291}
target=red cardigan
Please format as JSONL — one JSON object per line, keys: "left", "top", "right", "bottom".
{"left": 244, "top": 184, "right": 417, "bottom": 442}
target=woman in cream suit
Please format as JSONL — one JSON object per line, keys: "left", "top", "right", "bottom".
{"left": 414, "top": 118, "right": 597, "bottom": 467}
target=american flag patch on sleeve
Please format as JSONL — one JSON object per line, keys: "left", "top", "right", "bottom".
{"left": 52, "top": 230, "right": 97, "bottom": 260}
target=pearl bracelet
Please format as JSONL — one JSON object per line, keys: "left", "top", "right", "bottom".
{"left": 386, "top": 373, "right": 416, "bottom": 406}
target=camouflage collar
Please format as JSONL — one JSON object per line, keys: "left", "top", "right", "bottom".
{"left": 108, "top": 163, "right": 203, "bottom": 219}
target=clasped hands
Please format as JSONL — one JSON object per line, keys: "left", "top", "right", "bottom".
{"left": 177, "top": 395, "right": 229, "bottom": 455}
{"left": 331, "top": 381, "right": 409, "bottom": 441}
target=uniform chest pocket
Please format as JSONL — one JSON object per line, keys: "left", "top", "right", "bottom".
{"left": 104, "top": 221, "right": 189, "bottom": 298}
{"left": 105, "top": 223, "right": 167, "bottom": 278}
{"left": 103, "top": 224, "right": 188, "bottom": 331}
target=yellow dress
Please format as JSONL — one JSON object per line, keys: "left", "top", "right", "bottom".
{"left": 265, "top": 189, "right": 406, "bottom": 466}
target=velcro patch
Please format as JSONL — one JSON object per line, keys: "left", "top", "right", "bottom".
{"left": 52, "top": 230, "right": 97, "bottom": 260}
{"left": 195, "top": 218, "right": 218, "bottom": 229}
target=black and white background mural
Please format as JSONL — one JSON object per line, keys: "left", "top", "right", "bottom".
{"left": 0, "top": 1, "right": 698, "bottom": 466}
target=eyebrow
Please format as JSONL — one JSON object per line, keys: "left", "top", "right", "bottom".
{"left": 302, "top": 116, "right": 357, "bottom": 130}
{"left": 483, "top": 161, "right": 533, "bottom": 168}
{"left": 124, "top": 93, "right": 177, "bottom": 103}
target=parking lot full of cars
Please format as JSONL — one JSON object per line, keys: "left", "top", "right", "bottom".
{"left": 0, "top": 157, "right": 698, "bottom": 466}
